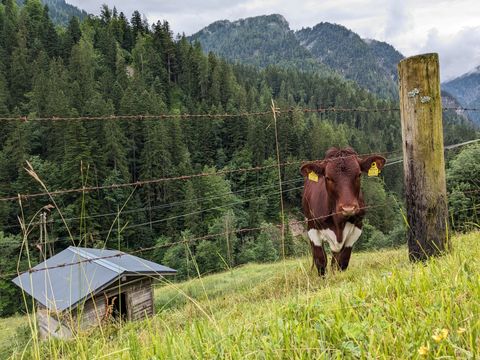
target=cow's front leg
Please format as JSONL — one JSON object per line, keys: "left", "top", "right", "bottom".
{"left": 332, "top": 246, "right": 352, "bottom": 271}
{"left": 332, "top": 222, "right": 361, "bottom": 271}
{"left": 308, "top": 229, "right": 327, "bottom": 276}
{"left": 312, "top": 244, "right": 327, "bottom": 276}
{"left": 331, "top": 251, "right": 341, "bottom": 271}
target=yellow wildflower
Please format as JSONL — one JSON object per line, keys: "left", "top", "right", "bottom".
{"left": 418, "top": 345, "right": 429, "bottom": 356}
{"left": 432, "top": 328, "right": 449, "bottom": 342}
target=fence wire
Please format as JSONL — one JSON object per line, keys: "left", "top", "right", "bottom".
{"left": 1, "top": 104, "right": 479, "bottom": 282}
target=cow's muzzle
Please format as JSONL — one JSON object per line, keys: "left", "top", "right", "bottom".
{"left": 340, "top": 204, "right": 359, "bottom": 217}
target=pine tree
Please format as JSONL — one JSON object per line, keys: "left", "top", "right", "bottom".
{"left": 1, "top": 0, "right": 18, "bottom": 74}
{"left": 0, "top": 71, "right": 8, "bottom": 116}
{"left": 0, "top": 232, "right": 30, "bottom": 316}
{"left": 9, "top": 22, "right": 30, "bottom": 109}
{"left": 62, "top": 16, "right": 81, "bottom": 60}
{"left": 102, "top": 118, "right": 130, "bottom": 180}
{"left": 130, "top": 10, "right": 145, "bottom": 40}
{"left": 40, "top": 5, "right": 59, "bottom": 57}
{"left": 69, "top": 37, "right": 97, "bottom": 113}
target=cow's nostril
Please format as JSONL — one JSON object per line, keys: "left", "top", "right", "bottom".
{"left": 341, "top": 205, "right": 358, "bottom": 216}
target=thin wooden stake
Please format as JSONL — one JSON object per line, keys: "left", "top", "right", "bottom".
{"left": 225, "top": 214, "right": 232, "bottom": 268}
{"left": 271, "top": 99, "right": 286, "bottom": 260}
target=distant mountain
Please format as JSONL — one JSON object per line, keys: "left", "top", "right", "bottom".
{"left": 443, "top": 66, "right": 480, "bottom": 125}
{"left": 441, "top": 90, "right": 474, "bottom": 124}
{"left": 296, "top": 23, "right": 403, "bottom": 98}
{"left": 189, "top": 14, "right": 405, "bottom": 98}
{"left": 189, "top": 14, "right": 331, "bottom": 75}
{"left": 17, "top": 0, "right": 88, "bottom": 26}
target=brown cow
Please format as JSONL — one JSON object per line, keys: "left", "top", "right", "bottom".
{"left": 301, "top": 147, "right": 385, "bottom": 275}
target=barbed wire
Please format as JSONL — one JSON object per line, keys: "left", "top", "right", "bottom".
{"left": 0, "top": 111, "right": 272, "bottom": 122}
{"left": 299, "top": 106, "right": 480, "bottom": 114}
{"left": 0, "top": 178, "right": 306, "bottom": 230}
{"left": 0, "top": 149, "right": 404, "bottom": 203}
{"left": 3, "top": 185, "right": 478, "bottom": 249}
{"left": 444, "top": 138, "right": 480, "bottom": 150}
{"left": 383, "top": 138, "right": 480, "bottom": 167}
{"left": 1, "top": 106, "right": 479, "bottom": 123}
{"left": 0, "top": 161, "right": 297, "bottom": 202}
{"left": 3, "top": 135, "right": 476, "bottom": 203}
{"left": 0, "top": 181, "right": 304, "bottom": 247}
{"left": 0, "top": 138, "right": 477, "bottom": 245}
{"left": 1, "top": 129, "right": 478, "bottom": 276}
{"left": 2, "top": 184, "right": 305, "bottom": 247}
{"left": 298, "top": 107, "right": 400, "bottom": 114}
{"left": 0, "top": 204, "right": 386, "bottom": 279}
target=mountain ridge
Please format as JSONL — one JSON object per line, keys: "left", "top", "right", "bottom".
{"left": 17, "top": 0, "right": 87, "bottom": 25}
{"left": 190, "top": 14, "right": 332, "bottom": 75}
{"left": 189, "top": 14, "right": 404, "bottom": 98}
{"left": 443, "top": 65, "right": 480, "bottom": 125}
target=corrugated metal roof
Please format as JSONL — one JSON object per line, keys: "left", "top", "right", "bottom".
{"left": 12, "top": 247, "right": 176, "bottom": 312}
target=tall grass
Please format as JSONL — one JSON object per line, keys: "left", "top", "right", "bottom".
{"left": 3, "top": 232, "right": 479, "bottom": 359}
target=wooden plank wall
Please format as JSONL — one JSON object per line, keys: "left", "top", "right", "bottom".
{"left": 37, "top": 276, "right": 156, "bottom": 339}
{"left": 37, "top": 309, "right": 73, "bottom": 340}
{"left": 127, "top": 278, "right": 154, "bottom": 320}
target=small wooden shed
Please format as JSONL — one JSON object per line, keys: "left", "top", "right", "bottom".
{"left": 12, "top": 246, "right": 176, "bottom": 339}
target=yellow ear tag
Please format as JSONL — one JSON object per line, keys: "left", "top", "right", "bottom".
{"left": 368, "top": 162, "right": 380, "bottom": 177}
{"left": 308, "top": 171, "right": 319, "bottom": 182}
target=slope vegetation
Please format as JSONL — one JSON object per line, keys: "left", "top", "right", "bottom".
{"left": 296, "top": 23, "right": 403, "bottom": 98}
{"left": 3, "top": 232, "right": 479, "bottom": 359}
{"left": 443, "top": 66, "right": 480, "bottom": 125}
{"left": 190, "top": 14, "right": 404, "bottom": 98}
{"left": 17, "top": 0, "right": 88, "bottom": 25}
{"left": 189, "top": 14, "right": 331, "bottom": 74}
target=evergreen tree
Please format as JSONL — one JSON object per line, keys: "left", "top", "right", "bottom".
{"left": 9, "top": 22, "right": 30, "bottom": 109}
{"left": 62, "top": 16, "right": 81, "bottom": 60}
{"left": 0, "top": 232, "right": 30, "bottom": 316}
{"left": 0, "top": 71, "right": 8, "bottom": 116}
{"left": 36, "top": 4, "right": 59, "bottom": 57}
{"left": 69, "top": 37, "right": 97, "bottom": 113}
{"left": 1, "top": 0, "right": 19, "bottom": 77}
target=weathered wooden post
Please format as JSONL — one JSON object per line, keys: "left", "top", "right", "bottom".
{"left": 398, "top": 53, "right": 449, "bottom": 261}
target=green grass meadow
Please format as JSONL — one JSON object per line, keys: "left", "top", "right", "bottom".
{"left": 2, "top": 232, "right": 479, "bottom": 359}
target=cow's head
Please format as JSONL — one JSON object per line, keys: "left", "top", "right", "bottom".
{"left": 301, "top": 148, "right": 385, "bottom": 217}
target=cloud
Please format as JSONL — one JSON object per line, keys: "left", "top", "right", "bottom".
{"left": 384, "top": 0, "right": 413, "bottom": 39}
{"left": 66, "top": 0, "right": 480, "bottom": 79}
{"left": 420, "top": 26, "right": 480, "bottom": 81}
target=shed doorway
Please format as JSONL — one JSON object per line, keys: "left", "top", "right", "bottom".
{"left": 107, "top": 293, "right": 128, "bottom": 321}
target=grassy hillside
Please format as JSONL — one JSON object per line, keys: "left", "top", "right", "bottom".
{"left": 2, "top": 232, "right": 480, "bottom": 359}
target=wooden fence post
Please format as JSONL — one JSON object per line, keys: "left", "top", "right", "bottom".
{"left": 398, "top": 53, "right": 449, "bottom": 261}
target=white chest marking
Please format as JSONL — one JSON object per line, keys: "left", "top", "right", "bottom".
{"left": 307, "top": 222, "right": 362, "bottom": 253}
{"left": 343, "top": 222, "right": 362, "bottom": 248}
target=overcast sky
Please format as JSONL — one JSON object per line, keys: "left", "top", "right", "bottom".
{"left": 67, "top": 0, "right": 480, "bottom": 81}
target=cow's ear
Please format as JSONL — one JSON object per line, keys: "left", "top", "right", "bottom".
{"left": 359, "top": 155, "right": 386, "bottom": 173}
{"left": 300, "top": 161, "right": 325, "bottom": 177}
